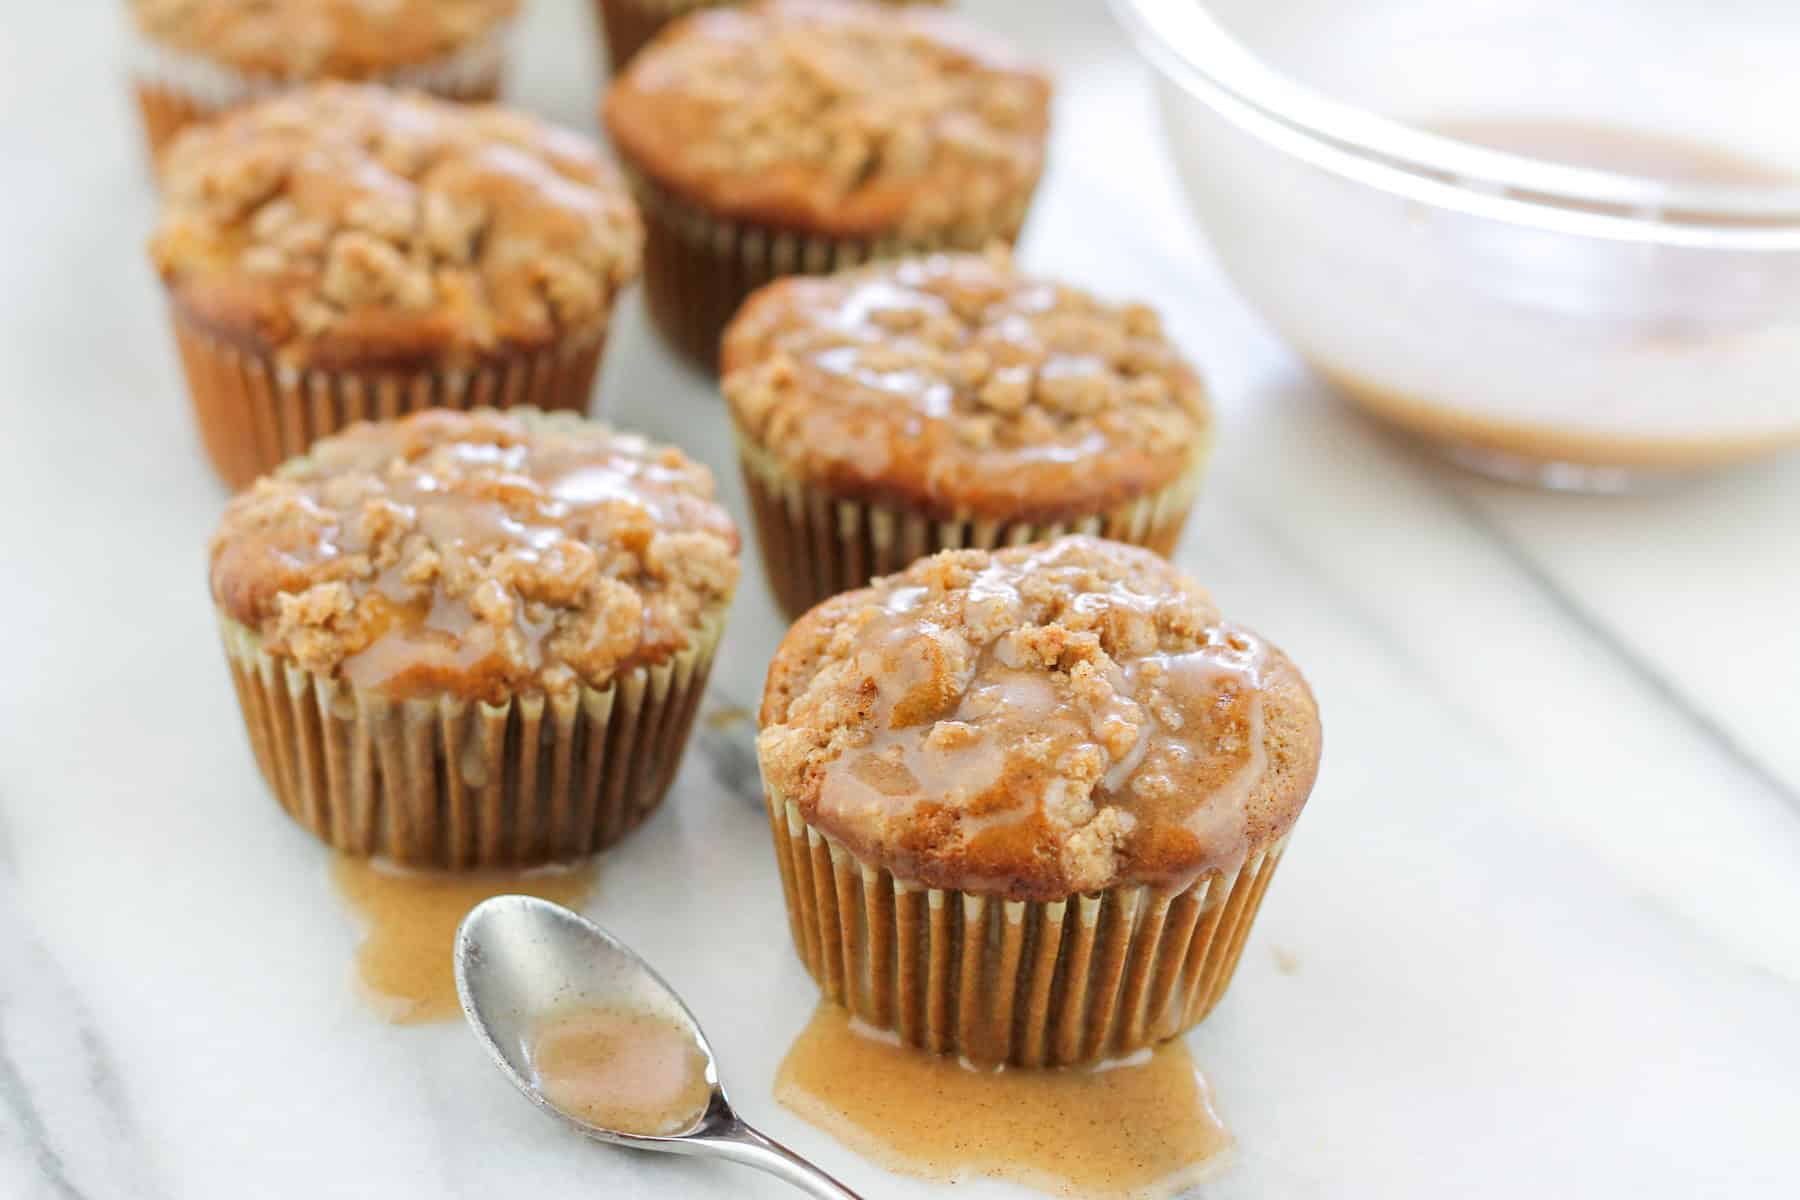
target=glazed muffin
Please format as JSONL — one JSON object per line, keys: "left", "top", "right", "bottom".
{"left": 127, "top": 0, "right": 518, "bottom": 160}
{"left": 724, "top": 251, "right": 1211, "bottom": 619}
{"left": 757, "top": 536, "right": 1320, "bottom": 1066}
{"left": 592, "top": 0, "right": 947, "bottom": 73}
{"left": 602, "top": 0, "right": 1051, "bottom": 368}
{"left": 152, "top": 84, "right": 643, "bottom": 490}
{"left": 211, "top": 408, "right": 739, "bottom": 868}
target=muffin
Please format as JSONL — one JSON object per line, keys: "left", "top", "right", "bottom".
{"left": 757, "top": 536, "right": 1320, "bottom": 1066}
{"left": 724, "top": 251, "right": 1211, "bottom": 619}
{"left": 127, "top": 0, "right": 518, "bottom": 161}
{"left": 592, "top": 0, "right": 948, "bottom": 73}
{"left": 602, "top": 0, "right": 1051, "bottom": 368}
{"left": 152, "top": 84, "right": 643, "bottom": 490}
{"left": 210, "top": 408, "right": 739, "bottom": 868}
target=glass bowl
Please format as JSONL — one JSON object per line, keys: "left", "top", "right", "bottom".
{"left": 1112, "top": 0, "right": 1800, "bottom": 490}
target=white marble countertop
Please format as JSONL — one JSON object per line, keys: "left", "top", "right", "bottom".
{"left": 4, "top": 3, "right": 1798, "bottom": 1197}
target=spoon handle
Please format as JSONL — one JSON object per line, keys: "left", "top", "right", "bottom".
{"left": 708, "top": 1120, "right": 864, "bottom": 1199}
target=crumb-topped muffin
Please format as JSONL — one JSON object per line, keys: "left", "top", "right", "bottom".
{"left": 591, "top": 0, "right": 946, "bottom": 74}
{"left": 153, "top": 84, "right": 642, "bottom": 488}
{"left": 128, "top": 0, "right": 518, "bottom": 159}
{"left": 758, "top": 536, "right": 1319, "bottom": 1065}
{"left": 602, "top": 0, "right": 1051, "bottom": 366}
{"left": 724, "top": 250, "right": 1210, "bottom": 617}
{"left": 213, "top": 408, "right": 738, "bottom": 867}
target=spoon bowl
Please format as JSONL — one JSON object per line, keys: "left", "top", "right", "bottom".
{"left": 454, "top": 893, "right": 720, "bottom": 1141}
{"left": 455, "top": 895, "right": 861, "bottom": 1198}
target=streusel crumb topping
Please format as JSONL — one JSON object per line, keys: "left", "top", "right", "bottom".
{"left": 129, "top": 0, "right": 517, "bottom": 80}
{"left": 153, "top": 85, "right": 642, "bottom": 367}
{"left": 211, "top": 409, "right": 738, "bottom": 702}
{"left": 757, "top": 537, "right": 1319, "bottom": 899}
{"left": 724, "top": 251, "right": 1210, "bottom": 521}
{"left": 604, "top": 0, "right": 1050, "bottom": 237}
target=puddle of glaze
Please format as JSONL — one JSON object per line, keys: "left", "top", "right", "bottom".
{"left": 527, "top": 1005, "right": 714, "bottom": 1136}
{"left": 331, "top": 856, "right": 597, "bottom": 1024}
{"left": 775, "top": 1003, "right": 1233, "bottom": 1198}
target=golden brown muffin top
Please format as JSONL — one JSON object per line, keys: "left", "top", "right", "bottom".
{"left": 603, "top": 0, "right": 1050, "bottom": 238}
{"left": 757, "top": 537, "right": 1320, "bottom": 900}
{"left": 128, "top": 0, "right": 517, "bottom": 80}
{"left": 723, "top": 251, "right": 1210, "bottom": 522}
{"left": 211, "top": 409, "right": 739, "bottom": 703}
{"left": 152, "top": 85, "right": 642, "bottom": 369}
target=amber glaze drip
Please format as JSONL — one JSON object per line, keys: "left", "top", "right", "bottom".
{"left": 331, "top": 856, "right": 597, "bottom": 1023}
{"left": 816, "top": 550, "right": 1272, "bottom": 890}
{"left": 776, "top": 1003, "right": 1232, "bottom": 1198}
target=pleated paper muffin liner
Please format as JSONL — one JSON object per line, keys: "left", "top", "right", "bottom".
{"left": 736, "top": 430, "right": 1207, "bottom": 619}
{"left": 766, "top": 794, "right": 1287, "bottom": 1067}
{"left": 622, "top": 165, "right": 1035, "bottom": 370}
{"left": 220, "top": 613, "right": 723, "bottom": 869}
{"left": 127, "top": 25, "right": 509, "bottom": 161}
{"left": 170, "top": 307, "right": 607, "bottom": 490}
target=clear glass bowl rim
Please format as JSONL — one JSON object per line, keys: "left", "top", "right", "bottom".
{"left": 1110, "top": 0, "right": 1800, "bottom": 251}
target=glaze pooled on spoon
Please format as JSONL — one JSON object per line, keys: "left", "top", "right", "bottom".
{"left": 527, "top": 1005, "right": 714, "bottom": 1136}
{"left": 454, "top": 896, "right": 865, "bottom": 1198}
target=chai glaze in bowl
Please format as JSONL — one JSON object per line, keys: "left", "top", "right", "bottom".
{"left": 1115, "top": 0, "right": 1800, "bottom": 490}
